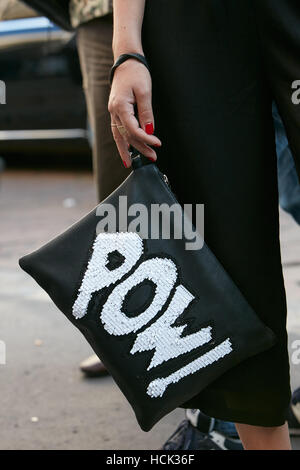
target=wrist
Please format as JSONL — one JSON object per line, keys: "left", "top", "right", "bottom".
{"left": 109, "top": 53, "right": 150, "bottom": 85}
{"left": 112, "top": 41, "right": 144, "bottom": 61}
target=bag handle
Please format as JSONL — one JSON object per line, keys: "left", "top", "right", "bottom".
{"left": 130, "top": 149, "right": 153, "bottom": 170}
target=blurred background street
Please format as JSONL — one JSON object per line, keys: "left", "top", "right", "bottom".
{"left": 0, "top": 0, "right": 185, "bottom": 449}
{"left": 0, "top": 166, "right": 300, "bottom": 450}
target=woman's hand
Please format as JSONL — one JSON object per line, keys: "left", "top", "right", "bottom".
{"left": 108, "top": 58, "right": 162, "bottom": 168}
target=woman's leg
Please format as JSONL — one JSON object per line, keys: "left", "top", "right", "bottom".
{"left": 235, "top": 422, "right": 291, "bottom": 450}
{"left": 77, "top": 14, "right": 129, "bottom": 203}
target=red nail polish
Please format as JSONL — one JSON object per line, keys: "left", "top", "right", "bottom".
{"left": 150, "top": 157, "right": 156, "bottom": 162}
{"left": 123, "top": 160, "right": 127, "bottom": 168}
{"left": 145, "top": 122, "right": 154, "bottom": 135}
{"left": 153, "top": 143, "right": 161, "bottom": 147}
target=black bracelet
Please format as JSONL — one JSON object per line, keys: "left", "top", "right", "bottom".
{"left": 109, "top": 53, "right": 150, "bottom": 85}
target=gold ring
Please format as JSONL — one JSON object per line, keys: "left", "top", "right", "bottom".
{"left": 111, "top": 123, "right": 118, "bottom": 127}
{"left": 117, "top": 125, "right": 127, "bottom": 136}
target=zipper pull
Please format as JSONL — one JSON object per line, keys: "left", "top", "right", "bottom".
{"left": 163, "top": 174, "right": 170, "bottom": 187}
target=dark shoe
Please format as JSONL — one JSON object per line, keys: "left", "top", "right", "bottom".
{"left": 288, "top": 387, "right": 300, "bottom": 436}
{"left": 161, "top": 420, "right": 243, "bottom": 450}
{"left": 80, "top": 354, "right": 109, "bottom": 377}
{"left": 161, "top": 420, "right": 204, "bottom": 450}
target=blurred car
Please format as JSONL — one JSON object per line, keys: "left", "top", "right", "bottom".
{"left": 0, "top": 2, "right": 90, "bottom": 156}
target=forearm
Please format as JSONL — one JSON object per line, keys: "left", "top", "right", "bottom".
{"left": 112, "top": 0, "right": 146, "bottom": 60}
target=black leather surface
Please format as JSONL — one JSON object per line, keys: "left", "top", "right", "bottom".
{"left": 19, "top": 157, "right": 276, "bottom": 431}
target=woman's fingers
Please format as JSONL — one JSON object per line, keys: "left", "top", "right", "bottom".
{"left": 112, "top": 101, "right": 160, "bottom": 166}
{"left": 117, "top": 109, "right": 158, "bottom": 164}
{"left": 134, "top": 86, "right": 155, "bottom": 137}
{"left": 112, "top": 119, "right": 157, "bottom": 166}
{"left": 111, "top": 121, "right": 132, "bottom": 168}
{"left": 127, "top": 136, "right": 157, "bottom": 161}
{"left": 117, "top": 102, "right": 161, "bottom": 147}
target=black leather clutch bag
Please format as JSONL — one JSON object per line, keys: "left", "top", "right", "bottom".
{"left": 19, "top": 155, "right": 276, "bottom": 431}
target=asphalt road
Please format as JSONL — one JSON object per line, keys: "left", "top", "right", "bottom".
{"left": 0, "top": 169, "right": 299, "bottom": 450}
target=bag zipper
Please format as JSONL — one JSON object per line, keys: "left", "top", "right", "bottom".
{"left": 161, "top": 173, "right": 171, "bottom": 188}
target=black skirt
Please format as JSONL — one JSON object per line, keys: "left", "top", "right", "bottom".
{"left": 141, "top": 0, "right": 293, "bottom": 426}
